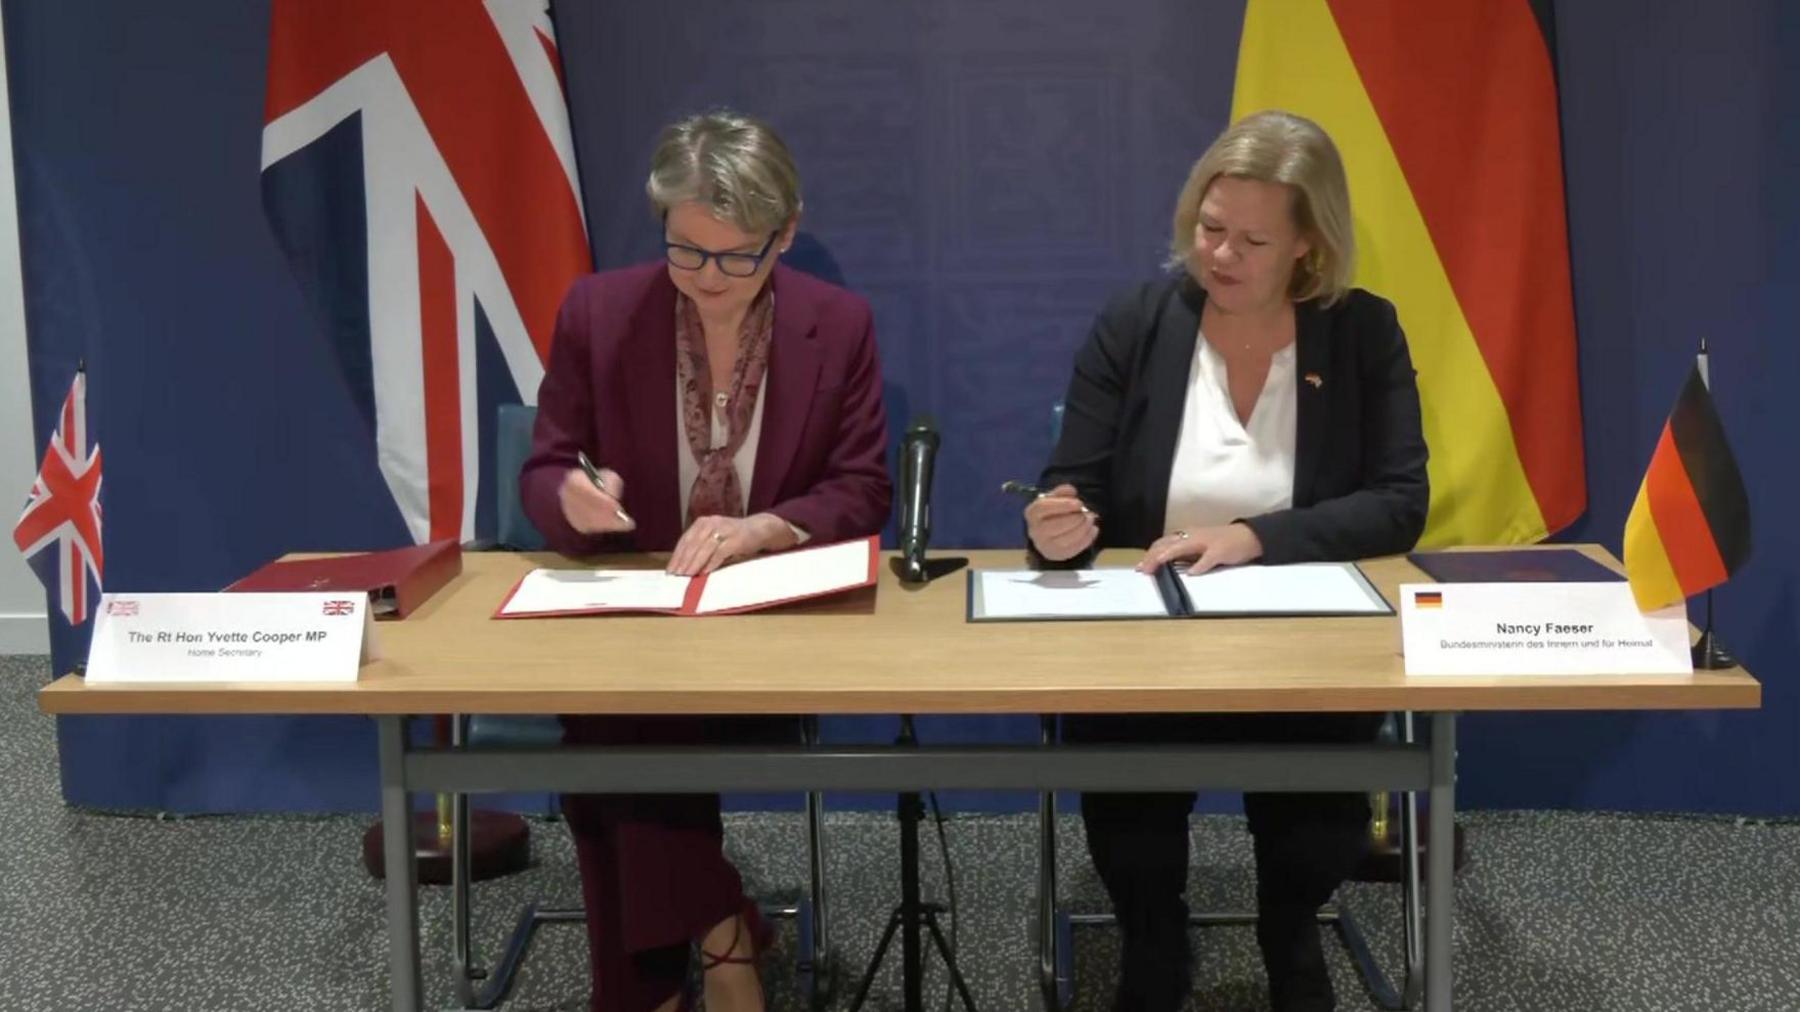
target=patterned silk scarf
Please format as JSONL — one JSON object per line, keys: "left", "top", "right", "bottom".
{"left": 674, "top": 286, "right": 775, "bottom": 526}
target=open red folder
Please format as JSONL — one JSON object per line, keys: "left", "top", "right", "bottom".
{"left": 495, "top": 535, "right": 879, "bottom": 618}
{"left": 227, "top": 539, "right": 462, "bottom": 619}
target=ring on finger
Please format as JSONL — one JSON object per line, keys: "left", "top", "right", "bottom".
{"left": 711, "top": 531, "right": 727, "bottom": 544}
{"left": 1175, "top": 530, "right": 1190, "bottom": 540}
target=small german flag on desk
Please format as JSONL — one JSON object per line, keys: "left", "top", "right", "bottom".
{"left": 1623, "top": 361, "right": 1751, "bottom": 614}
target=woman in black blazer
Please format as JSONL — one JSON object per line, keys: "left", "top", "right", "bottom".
{"left": 1025, "top": 111, "right": 1429, "bottom": 1012}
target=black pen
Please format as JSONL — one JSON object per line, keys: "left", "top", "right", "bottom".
{"left": 1000, "top": 480, "right": 1095, "bottom": 516}
{"left": 577, "top": 450, "right": 634, "bottom": 526}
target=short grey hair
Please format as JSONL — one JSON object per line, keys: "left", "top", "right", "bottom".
{"left": 645, "top": 110, "right": 803, "bottom": 235}
{"left": 1169, "top": 110, "right": 1356, "bottom": 305}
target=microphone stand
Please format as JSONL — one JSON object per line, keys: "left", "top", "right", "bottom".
{"left": 855, "top": 418, "right": 975, "bottom": 1008}
{"left": 892, "top": 550, "right": 969, "bottom": 585}
{"left": 846, "top": 716, "right": 979, "bottom": 1012}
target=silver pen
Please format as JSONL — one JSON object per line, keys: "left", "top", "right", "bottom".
{"left": 1001, "top": 480, "right": 1095, "bottom": 516}
{"left": 577, "top": 450, "right": 634, "bottom": 526}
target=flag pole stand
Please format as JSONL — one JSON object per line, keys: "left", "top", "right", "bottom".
{"left": 360, "top": 716, "right": 532, "bottom": 883}
{"left": 1691, "top": 590, "right": 1737, "bottom": 670}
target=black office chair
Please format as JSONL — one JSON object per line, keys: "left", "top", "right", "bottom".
{"left": 1031, "top": 402, "right": 1425, "bottom": 1011}
{"left": 445, "top": 403, "right": 834, "bottom": 1010}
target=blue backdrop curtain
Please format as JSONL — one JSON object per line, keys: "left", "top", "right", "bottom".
{"left": 8, "top": 0, "right": 1797, "bottom": 814}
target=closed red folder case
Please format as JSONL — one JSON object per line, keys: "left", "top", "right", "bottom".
{"left": 226, "top": 539, "right": 462, "bottom": 619}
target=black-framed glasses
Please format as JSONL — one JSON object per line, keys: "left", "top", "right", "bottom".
{"left": 663, "top": 230, "right": 779, "bottom": 278}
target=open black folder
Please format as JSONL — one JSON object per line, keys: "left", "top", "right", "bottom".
{"left": 966, "top": 562, "right": 1392, "bottom": 623}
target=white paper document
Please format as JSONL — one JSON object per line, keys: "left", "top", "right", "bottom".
{"left": 696, "top": 536, "right": 875, "bottom": 614}
{"left": 1177, "top": 563, "right": 1390, "bottom": 616}
{"left": 971, "top": 568, "right": 1171, "bottom": 621}
{"left": 498, "top": 568, "right": 691, "bottom": 617}
{"left": 495, "top": 536, "right": 878, "bottom": 618}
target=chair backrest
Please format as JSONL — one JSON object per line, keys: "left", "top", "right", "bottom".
{"left": 471, "top": 403, "right": 563, "bottom": 748}
{"left": 496, "top": 404, "right": 546, "bottom": 551}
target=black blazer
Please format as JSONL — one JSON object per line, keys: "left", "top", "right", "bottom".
{"left": 1035, "top": 275, "right": 1429, "bottom": 568}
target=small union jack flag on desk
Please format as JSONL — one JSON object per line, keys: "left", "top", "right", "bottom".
{"left": 12, "top": 367, "right": 103, "bottom": 625}
{"left": 322, "top": 599, "right": 357, "bottom": 617}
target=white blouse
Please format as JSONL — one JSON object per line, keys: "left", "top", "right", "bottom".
{"left": 1162, "top": 329, "right": 1298, "bottom": 536}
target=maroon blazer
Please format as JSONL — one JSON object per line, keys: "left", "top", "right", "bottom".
{"left": 521, "top": 261, "right": 892, "bottom": 554}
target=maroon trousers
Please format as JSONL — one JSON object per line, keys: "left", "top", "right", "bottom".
{"left": 562, "top": 715, "right": 795, "bottom": 1012}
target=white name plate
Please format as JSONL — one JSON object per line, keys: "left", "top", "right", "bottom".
{"left": 1400, "top": 583, "right": 1691, "bottom": 676}
{"left": 86, "top": 592, "right": 379, "bottom": 684}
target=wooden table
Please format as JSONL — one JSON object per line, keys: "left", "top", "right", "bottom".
{"left": 38, "top": 546, "right": 1760, "bottom": 1012}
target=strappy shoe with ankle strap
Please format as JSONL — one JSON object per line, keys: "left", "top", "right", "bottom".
{"left": 685, "top": 904, "right": 770, "bottom": 1012}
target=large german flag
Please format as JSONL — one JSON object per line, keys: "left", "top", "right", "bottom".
{"left": 1231, "top": 1, "right": 1585, "bottom": 547}
{"left": 1623, "top": 366, "right": 1750, "bottom": 612}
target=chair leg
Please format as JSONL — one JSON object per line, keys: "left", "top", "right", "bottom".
{"left": 805, "top": 787, "right": 831, "bottom": 1003}
{"left": 466, "top": 904, "right": 585, "bottom": 1010}
{"left": 801, "top": 715, "right": 832, "bottom": 1007}
{"left": 1036, "top": 715, "right": 1067, "bottom": 1012}
{"left": 1330, "top": 712, "right": 1426, "bottom": 1010}
{"left": 448, "top": 714, "right": 586, "bottom": 1011}
{"left": 1397, "top": 712, "right": 1425, "bottom": 1009}
{"left": 1330, "top": 900, "right": 1405, "bottom": 1009}
{"left": 451, "top": 715, "right": 478, "bottom": 1010}
{"left": 804, "top": 717, "right": 829, "bottom": 958}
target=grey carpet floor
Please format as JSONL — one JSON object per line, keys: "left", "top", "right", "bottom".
{"left": 5, "top": 654, "right": 1798, "bottom": 1011}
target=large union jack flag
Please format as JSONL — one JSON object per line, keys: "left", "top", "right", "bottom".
{"left": 13, "top": 368, "right": 103, "bottom": 626}
{"left": 260, "top": 0, "right": 592, "bottom": 544}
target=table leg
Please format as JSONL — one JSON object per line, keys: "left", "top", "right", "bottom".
{"left": 379, "top": 716, "right": 423, "bottom": 1012}
{"left": 1426, "top": 713, "right": 1456, "bottom": 1012}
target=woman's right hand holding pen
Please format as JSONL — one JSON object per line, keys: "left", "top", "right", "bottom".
{"left": 1024, "top": 483, "right": 1098, "bottom": 562}
{"left": 560, "top": 457, "right": 636, "bottom": 535}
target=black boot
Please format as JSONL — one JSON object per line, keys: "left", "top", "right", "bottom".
{"left": 1114, "top": 898, "right": 1192, "bottom": 1012}
{"left": 1080, "top": 789, "right": 1200, "bottom": 1012}
{"left": 1255, "top": 903, "right": 1334, "bottom": 1012}
{"left": 1244, "top": 784, "right": 1374, "bottom": 1012}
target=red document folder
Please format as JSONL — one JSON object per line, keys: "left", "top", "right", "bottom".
{"left": 494, "top": 535, "right": 880, "bottom": 619}
{"left": 227, "top": 539, "right": 463, "bottom": 619}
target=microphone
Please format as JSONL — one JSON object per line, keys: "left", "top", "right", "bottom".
{"left": 898, "top": 417, "right": 939, "bottom": 583}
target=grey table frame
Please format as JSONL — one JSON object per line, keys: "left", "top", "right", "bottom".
{"left": 376, "top": 712, "right": 1459, "bottom": 1012}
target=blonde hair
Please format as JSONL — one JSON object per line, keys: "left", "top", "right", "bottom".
{"left": 646, "top": 110, "right": 802, "bottom": 234}
{"left": 1168, "top": 110, "right": 1355, "bottom": 305}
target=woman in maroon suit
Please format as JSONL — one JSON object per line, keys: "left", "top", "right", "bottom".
{"left": 520, "top": 111, "right": 892, "bottom": 1012}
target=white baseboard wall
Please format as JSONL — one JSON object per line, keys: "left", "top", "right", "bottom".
{"left": 0, "top": 7, "right": 48, "bottom": 653}
{"left": 0, "top": 613, "right": 50, "bottom": 655}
